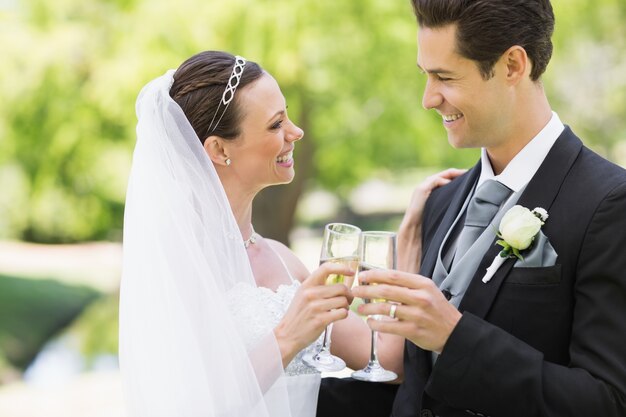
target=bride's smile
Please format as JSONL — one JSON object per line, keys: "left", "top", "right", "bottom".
{"left": 218, "top": 73, "right": 304, "bottom": 192}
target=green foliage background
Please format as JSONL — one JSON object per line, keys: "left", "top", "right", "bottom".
{"left": 1, "top": 0, "right": 624, "bottom": 243}
{"left": 0, "top": 273, "right": 100, "bottom": 369}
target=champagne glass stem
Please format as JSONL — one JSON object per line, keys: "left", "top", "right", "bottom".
{"left": 369, "top": 329, "right": 380, "bottom": 365}
{"left": 352, "top": 230, "right": 397, "bottom": 382}
{"left": 318, "top": 323, "right": 334, "bottom": 356}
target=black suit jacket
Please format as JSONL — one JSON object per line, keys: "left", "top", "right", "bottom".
{"left": 393, "top": 127, "right": 626, "bottom": 417}
{"left": 317, "top": 127, "right": 626, "bottom": 417}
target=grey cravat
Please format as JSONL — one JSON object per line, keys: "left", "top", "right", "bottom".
{"left": 430, "top": 181, "right": 518, "bottom": 364}
{"left": 452, "top": 179, "right": 512, "bottom": 266}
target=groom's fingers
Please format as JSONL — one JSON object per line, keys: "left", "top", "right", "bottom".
{"left": 365, "top": 316, "right": 413, "bottom": 338}
{"left": 358, "top": 301, "right": 404, "bottom": 318}
{"left": 353, "top": 284, "right": 437, "bottom": 307}
{"left": 357, "top": 269, "right": 433, "bottom": 290}
{"left": 356, "top": 288, "right": 462, "bottom": 352}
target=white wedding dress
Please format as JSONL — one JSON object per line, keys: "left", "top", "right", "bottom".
{"left": 227, "top": 249, "right": 321, "bottom": 417}
{"left": 120, "top": 69, "right": 319, "bottom": 417}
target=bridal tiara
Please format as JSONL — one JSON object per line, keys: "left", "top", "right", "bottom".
{"left": 208, "top": 55, "right": 247, "bottom": 133}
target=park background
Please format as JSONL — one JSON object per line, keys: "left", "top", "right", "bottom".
{"left": 0, "top": 0, "right": 624, "bottom": 415}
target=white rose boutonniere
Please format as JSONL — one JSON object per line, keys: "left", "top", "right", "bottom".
{"left": 481, "top": 205, "right": 549, "bottom": 283}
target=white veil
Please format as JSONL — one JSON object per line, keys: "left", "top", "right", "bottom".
{"left": 119, "top": 70, "right": 292, "bottom": 417}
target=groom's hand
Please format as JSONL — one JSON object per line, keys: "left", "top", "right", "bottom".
{"left": 353, "top": 270, "right": 461, "bottom": 353}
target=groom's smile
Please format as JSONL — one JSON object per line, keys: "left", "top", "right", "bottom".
{"left": 441, "top": 113, "right": 463, "bottom": 122}
{"left": 417, "top": 24, "right": 515, "bottom": 152}
{"left": 441, "top": 112, "right": 464, "bottom": 129}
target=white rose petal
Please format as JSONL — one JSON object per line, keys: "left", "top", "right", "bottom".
{"left": 499, "top": 205, "right": 542, "bottom": 250}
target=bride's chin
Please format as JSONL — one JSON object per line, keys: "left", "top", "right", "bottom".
{"left": 276, "top": 176, "right": 295, "bottom": 185}
{"left": 274, "top": 169, "right": 295, "bottom": 185}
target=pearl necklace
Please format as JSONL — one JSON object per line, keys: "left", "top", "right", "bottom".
{"left": 244, "top": 228, "right": 259, "bottom": 249}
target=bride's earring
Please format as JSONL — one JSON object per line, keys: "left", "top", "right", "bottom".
{"left": 225, "top": 158, "right": 231, "bottom": 166}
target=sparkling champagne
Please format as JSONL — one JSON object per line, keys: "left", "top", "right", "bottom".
{"left": 320, "top": 255, "right": 359, "bottom": 285}
{"left": 351, "top": 230, "right": 398, "bottom": 382}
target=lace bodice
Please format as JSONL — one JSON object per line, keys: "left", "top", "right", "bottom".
{"left": 227, "top": 280, "right": 320, "bottom": 376}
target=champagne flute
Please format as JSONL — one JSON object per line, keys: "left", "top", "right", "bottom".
{"left": 351, "top": 231, "right": 398, "bottom": 382}
{"left": 304, "top": 222, "right": 361, "bottom": 372}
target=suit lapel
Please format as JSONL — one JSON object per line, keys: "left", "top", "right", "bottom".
{"left": 458, "top": 127, "right": 583, "bottom": 318}
{"left": 420, "top": 165, "right": 481, "bottom": 277}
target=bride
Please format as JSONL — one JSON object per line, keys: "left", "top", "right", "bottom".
{"left": 119, "top": 50, "right": 460, "bottom": 417}
{"left": 120, "top": 50, "right": 364, "bottom": 417}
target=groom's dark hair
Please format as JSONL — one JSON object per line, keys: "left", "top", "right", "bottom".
{"left": 411, "top": 0, "right": 555, "bottom": 81}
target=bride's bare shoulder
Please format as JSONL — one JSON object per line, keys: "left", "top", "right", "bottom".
{"left": 265, "top": 238, "right": 310, "bottom": 282}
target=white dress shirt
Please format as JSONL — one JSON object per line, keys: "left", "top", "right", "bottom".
{"left": 478, "top": 111, "right": 565, "bottom": 192}
{"left": 441, "top": 112, "right": 565, "bottom": 270}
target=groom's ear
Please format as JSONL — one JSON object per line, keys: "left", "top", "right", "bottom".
{"left": 204, "top": 136, "right": 230, "bottom": 167}
{"left": 502, "top": 45, "right": 529, "bottom": 85}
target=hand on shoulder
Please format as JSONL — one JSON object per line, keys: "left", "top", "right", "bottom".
{"left": 403, "top": 168, "right": 466, "bottom": 227}
{"left": 398, "top": 168, "right": 466, "bottom": 273}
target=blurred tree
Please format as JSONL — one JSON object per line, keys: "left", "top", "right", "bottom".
{"left": 0, "top": 274, "right": 100, "bottom": 371}
{"left": 548, "top": 0, "right": 626, "bottom": 161}
{"left": 0, "top": 0, "right": 624, "bottom": 244}
{"left": 0, "top": 0, "right": 135, "bottom": 242}
{"left": 70, "top": 293, "right": 119, "bottom": 366}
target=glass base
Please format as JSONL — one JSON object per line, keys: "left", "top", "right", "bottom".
{"left": 303, "top": 350, "right": 346, "bottom": 372}
{"left": 351, "top": 363, "right": 397, "bottom": 382}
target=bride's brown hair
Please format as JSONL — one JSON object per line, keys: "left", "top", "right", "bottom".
{"left": 170, "top": 51, "right": 263, "bottom": 144}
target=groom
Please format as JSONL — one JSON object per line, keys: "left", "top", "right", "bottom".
{"left": 318, "top": 1, "right": 626, "bottom": 416}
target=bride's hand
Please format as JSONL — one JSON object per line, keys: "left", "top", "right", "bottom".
{"left": 398, "top": 168, "right": 466, "bottom": 273}
{"left": 274, "top": 262, "right": 354, "bottom": 367}
{"left": 404, "top": 168, "right": 466, "bottom": 224}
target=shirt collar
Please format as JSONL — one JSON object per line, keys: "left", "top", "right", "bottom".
{"left": 478, "top": 111, "right": 565, "bottom": 192}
